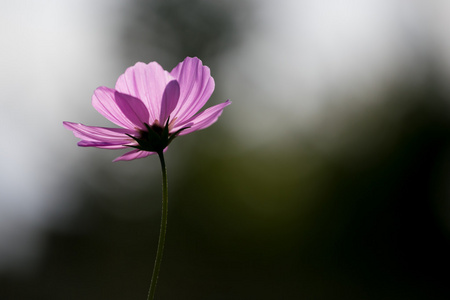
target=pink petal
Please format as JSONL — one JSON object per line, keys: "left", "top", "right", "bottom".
{"left": 92, "top": 87, "right": 144, "bottom": 129}
{"left": 159, "top": 80, "right": 180, "bottom": 125}
{"left": 63, "top": 121, "right": 134, "bottom": 149}
{"left": 170, "top": 57, "right": 215, "bottom": 124}
{"left": 115, "top": 62, "right": 173, "bottom": 123}
{"left": 113, "top": 149, "right": 154, "bottom": 162}
{"left": 114, "top": 91, "right": 150, "bottom": 129}
{"left": 175, "top": 100, "right": 231, "bottom": 135}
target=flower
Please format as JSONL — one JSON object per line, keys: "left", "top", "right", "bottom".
{"left": 63, "top": 57, "right": 231, "bottom": 161}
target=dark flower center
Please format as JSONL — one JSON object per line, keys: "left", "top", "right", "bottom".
{"left": 127, "top": 118, "right": 190, "bottom": 154}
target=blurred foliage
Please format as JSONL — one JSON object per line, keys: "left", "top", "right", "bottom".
{"left": 2, "top": 73, "right": 450, "bottom": 299}
{"left": 120, "top": 0, "right": 249, "bottom": 68}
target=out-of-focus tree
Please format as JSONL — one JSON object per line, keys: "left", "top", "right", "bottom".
{"left": 120, "top": 0, "right": 249, "bottom": 67}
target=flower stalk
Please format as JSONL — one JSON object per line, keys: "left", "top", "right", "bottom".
{"left": 147, "top": 151, "right": 169, "bottom": 300}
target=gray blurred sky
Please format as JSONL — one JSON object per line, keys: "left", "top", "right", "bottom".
{"left": 1, "top": 0, "right": 450, "bottom": 273}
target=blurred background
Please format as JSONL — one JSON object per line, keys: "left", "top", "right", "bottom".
{"left": 1, "top": 0, "right": 450, "bottom": 299}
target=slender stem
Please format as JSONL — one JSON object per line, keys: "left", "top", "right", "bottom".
{"left": 147, "top": 151, "right": 168, "bottom": 300}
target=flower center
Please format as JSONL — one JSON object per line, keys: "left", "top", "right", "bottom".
{"left": 126, "top": 117, "right": 189, "bottom": 153}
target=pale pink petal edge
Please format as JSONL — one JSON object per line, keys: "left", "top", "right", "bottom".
{"left": 63, "top": 121, "right": 134, "bottom": 149}
{"left": 113, "top": 149, "right": 155, "bottom": 162}
{"left": 176, "top": 100, "right": 231, "bottom": 135}
{"left": 170, "top": 57, "right": 215, "bottom": 124}
{"left": 115, "top": 62, "right": 174, "bottom": 123}
{"left": 92, "top": 87, "right": 135, "bottom": 129}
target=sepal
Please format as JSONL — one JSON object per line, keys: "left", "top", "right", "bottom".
{"left": 126, "top": 118, "right": 190, "bottom": 154}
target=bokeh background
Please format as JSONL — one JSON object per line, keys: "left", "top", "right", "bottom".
{"left": 1, "top": 0, "right": 450, "bottom": 299}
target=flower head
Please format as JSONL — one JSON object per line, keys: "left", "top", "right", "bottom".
{"left": 63, "top": 57, "right": 231, "bottom": 161}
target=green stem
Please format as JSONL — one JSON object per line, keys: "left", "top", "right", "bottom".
{"left": 147, "top": 151, "right": 168, "bottom": 300}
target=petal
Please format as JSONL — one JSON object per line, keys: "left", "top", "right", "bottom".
{"left": 175, "top": 100, "right": 231, "bottom": 135}
{"left": 77, "top": 141, "right": 128, "bottom": 149}
{"left": 114, "top": 91, "right": 150, "bottom": 129}
{"left": 92, "top": 87, "right": 144, "bottom": 129}
{"left": 159, "top": 80, "right": 180, "bottom": 125}
{"left": 113, "top": 149, "right": 154, "bottom": 162}
{"left": 63, "top": 121, "right": 134, "bottom": 149}
{"left": 170, "top": 57, "right": 215, "bottom": 123}
{"left": 115, "top": 62, "right": 173, "bottom": 122}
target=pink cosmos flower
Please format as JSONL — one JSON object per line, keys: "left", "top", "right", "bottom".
{"left": 63, "top": 57, "right": 231, "bottom": 162}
